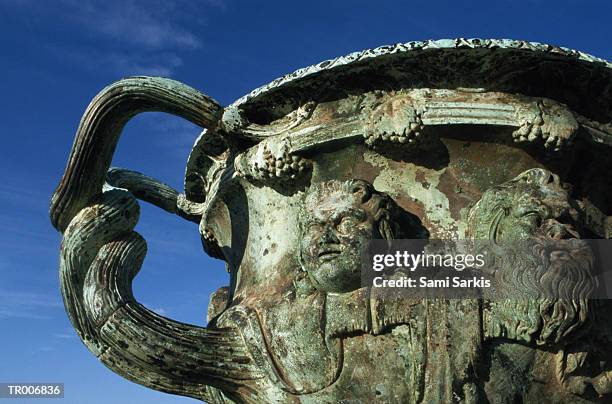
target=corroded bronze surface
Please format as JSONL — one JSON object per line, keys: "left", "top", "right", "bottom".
{"left": 51, "top": 39, "right": 612, "bottom": 403}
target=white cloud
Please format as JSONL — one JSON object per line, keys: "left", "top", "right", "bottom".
{"left": 7, "top": 0, "right": 220, "bottom": 76}
{"left": 59, "top": 48, "right": 185, "bottom": 77}
{"left": 0, "top": 290, "right": 63, "bottom": 319}
{"left": 0, "top": 308, "right": 53, "bottom": 320}
{"left": 0, "top": 184, "right": 52, "bottom": 211}
{"left": 140, "top": 299, "right": 170, "bottom": 316}
{"left": 151, "top": 307, "right": 169, "bottom": 316}
{"left": 53, "top": 332, "right": 76, "bottom": 339}
{"left": 0, "top": 290, "right": 63, "bottom": 308}
{"left": 60, "top": 0, "right": 203, "bottom": 50}
{"left": 142, "top": 114, "right": 202, "bottom": 157}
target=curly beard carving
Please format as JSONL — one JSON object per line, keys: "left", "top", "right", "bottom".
{"left": 467, "top": 168, "right": 596, "bottom": 346}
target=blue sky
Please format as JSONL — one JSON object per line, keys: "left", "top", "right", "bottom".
{"left": 0, "top": 0, "right": 610, "bottom": 403}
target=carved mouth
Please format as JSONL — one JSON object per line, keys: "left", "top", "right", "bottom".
{"left": 542, "top": 219, "right": 580, "bottom": 240}
{"left": 318, "top": 248, "right": 343, "bottom": 261}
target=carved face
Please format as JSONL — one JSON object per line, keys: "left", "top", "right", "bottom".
{"left": 468, "top": 168, "right": 581, "bottom": 242}
{"left": 299, "top": 180, "right": 385, "bottom": 293}
{"left": 468, "top": 168, "right": 593, "bottom": 345}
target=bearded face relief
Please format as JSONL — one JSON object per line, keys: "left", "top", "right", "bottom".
{"left": 299, "top": 179, "right": 397, "bottom": 293}
{"left": 466, "top": 168, "right": 612, "bottom": 401}
{"left": 468, "top": 168, "right": 597, "bottom": 346}
{"left": 468, "top": 168, "right": 582, "bottom": 243}
{"left": 50, "top": 40, "right": 612, "bottom": 403}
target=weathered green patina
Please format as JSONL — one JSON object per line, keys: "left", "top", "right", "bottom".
{"left": 51, "top": 39, "right": 612, "bottom": 403}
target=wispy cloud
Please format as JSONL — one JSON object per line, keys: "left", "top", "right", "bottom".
{"left": 0, "top": 183, "right": 52, "bottom": 211}
{"left": 0, "top": 212, "right": 60, "bottom": 254}
{"left": 110, "top": 112, "right": 202, "bottom": 186}
{"left": 145, "top": 114, "right": 203, "bottom": 158}
{"left": 0, "top": 308, "right": 53, "bottom": 320}
{"left": 141, "top": 302, "right": 170, "bottom": 317}
{"left": 60, "top": 48, "right": 185, "bottom": 77}
{"left": 53, "top": 332, "right": 76, "bottom": 339}
{"left": 0, "top": 290, "right": 63, "bottom": 320}
{"left": 151, "top": 307, "right": 169, "bottom": 316}
{"left": 7, "top": 0, "right": 222, "bottom": 76}
{"left": 0, "top": 290, "right": 63, "bottom": 308}
{"left": 60, "top": 0, "right": 203, "bottom": 50}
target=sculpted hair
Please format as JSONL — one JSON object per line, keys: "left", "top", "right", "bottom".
{"left": 486, "top": 238, "right": 595, "bottom": 345}
{"left": 301, "top": 179, "right": 401, "bottom": 241}
{"left": 533, "top": 238, "right": 596, "bottom": 344}
{"left": 470, "top": 168, "right": 595, "bottom": 346}
{"left": 467, "top": 168, "right": 577, "bottom": 241}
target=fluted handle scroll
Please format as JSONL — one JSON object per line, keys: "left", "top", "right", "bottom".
{"left": 50, "top": 76, "right": 222, "bottom": 232}
{"left": 50, "top": 78, "right": 262, "bottom": 402}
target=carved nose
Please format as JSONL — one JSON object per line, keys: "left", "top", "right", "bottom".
{"left": 320, "top": 226, "right": 340, "bottom": 245}
{"left": 543, "top": 219, "right": 578, "bottom": 239}
{"left": 547, "top": 224, "right": 566, "bottom": 239}
{"left": 545, "top": 172, "right": 559, "bottom": 185}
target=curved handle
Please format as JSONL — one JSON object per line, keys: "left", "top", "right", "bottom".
{"left": 61, "top": 190, "right": 260, "bottom": 400}
{"left": 51, "top": 78, "right": 262, "bottom": 401}
{"left": 50, "top": 76, "right": 222, "bottom": 232}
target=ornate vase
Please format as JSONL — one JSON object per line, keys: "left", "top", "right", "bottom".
{"left": 51, "top": 39, "right": 612, "bottom": 403}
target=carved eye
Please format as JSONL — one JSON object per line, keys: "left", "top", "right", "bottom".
{"left": 558, "top": 208, "right": 578, "bottom": 224}
{"left": 522, "top": 211, "right": 543, "bottom": 227}
{"left": 306, "top": 223, "right": 324, "bottom": 234}
{"left": 337, "top": 216, "right": 359, "bottom": 234}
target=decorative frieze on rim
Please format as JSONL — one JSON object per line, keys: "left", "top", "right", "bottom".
{"left": 364, "top": 96, "right": 426, "bottom": 151}
{"left": 512, "top": 100, "right": 579, "bottom": 151}
{"left": 234, "top": 137, "right": 312, "bottom": 185}
{"left": 230, "top": 38, "right": 612, "bottom": 110}
{"left": 222, "top": 90, "right": 588, "bottom": 154}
